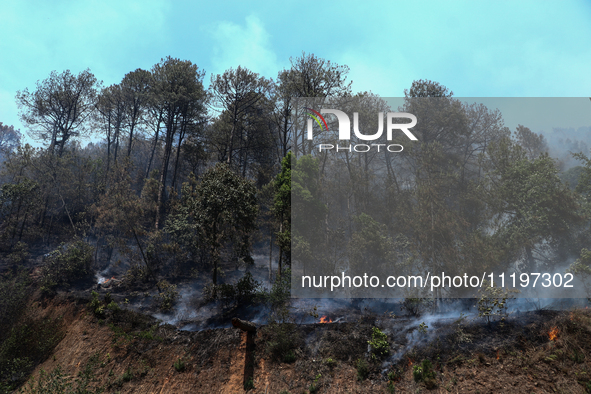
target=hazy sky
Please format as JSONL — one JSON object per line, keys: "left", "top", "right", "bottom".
{"left": 2, "top": 0, "right": 591, "bottom": 138}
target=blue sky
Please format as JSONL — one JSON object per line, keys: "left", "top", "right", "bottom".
{"left": 2, "top": 0, "right": 591, "bottom": 139}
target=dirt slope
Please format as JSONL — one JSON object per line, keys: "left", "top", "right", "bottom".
{"left": 19, "top": 298, "right": 591, "bottom": 394}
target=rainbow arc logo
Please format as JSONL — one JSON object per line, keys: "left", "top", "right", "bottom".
{"left": 305, "top": 107, "right": 328, "bottom": 131}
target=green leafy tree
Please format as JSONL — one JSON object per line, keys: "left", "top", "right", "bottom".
{"left": 95, "top": 83, "right": 127, "bottom": 174}
{"left": 150, "top": 57, "right": 207, "bottom": 229}
{"left": 291, "top": 154, "right": 327, "bottom": 276}
{"left": 92, "top": 165, "right": 155, "bottom": 281}
{"left": 120, "top": 68, "right": 152, "bottom": 158}
{"left": 487, "top": 137, "right": 582, "bottom": 272}
{"left": 282, "top": 52, "right": 352, "bottom": 157}
{"left": 16, "top": 69, "right": 99, "bottom": 157}
{"left": 0, "top": 177, "right": 41, "bottom": 247}
{"left": 209, "top": 66, "right": 272, "bottom": 171}
{"left": 166, "top": 163, "right": 258, "bottom": 285}
{"left": 513, "top": 124, "right": 548, "bottom": 160}
{"left": 348, "top": 213, "right": 394, "bottom": 277}
{"left": 273, "top": 152, "right": 291, "bottom": 276}
{"left": 568, "top": 248, "right": 591, "bottom": 299}
{"left": 0, "top": 123, "right": 21, "bottom": 162}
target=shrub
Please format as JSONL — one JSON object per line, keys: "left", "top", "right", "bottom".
{"left": 173, "top": 358, "right": 185, "bottom": 372}
{"left": 368, "top": 327, "right": 390, "bottom": 360}
{"left": 6, "top": 242, "right": 29, "bottom": 272}
{"left": 401, "top": 297, "right": 433, "bottom": 317}
{"left": 356, "top": 358, "right": 369, "bottom": 381}
{"left": 0, "top": 271, "right": 30, "bottom": 344}
{"left": 16, "top": 366, "right": 71, "bottom": 393}
{"left": 265, "top": 323, "right": 298, "bottom": 363}
{"left": 155, "top": 280, "right": 179, "bottom": 311}
{"left": 309, "top": 373, "right": 321, "bottom": 393}
{"left": 412, "top": 359, "right": 437, "bottom": 388}
{"left": 205, "top": 272, "right": 262, "bottom": 308}
{"left": 88, "top": 291, "right": 103, "bottom": 317}
{"left": 283, "top": 350, "right": 296, "bottom": 363}
{"left": 387, "top": 381, "right": 396, "bottom": 393}
{"left": 418, "top": 322, "right": 428, "bottom": 334}
{"left": 265, "top": 270, "right": 291, "bottom": 309}
{"left": 243, "top": 377, "right": 254, "bottom": 390}
{"left": 388, "top": 368, "right": 402, "bottom": 382}
{"left": 324, "top": 357, "right": 337, "bottom": 369}
{"left": 0, "top": 315, "right": 64, "bottom": 391}
{"left": 476, "top": 280, "right": 516, "bottom": 324}
{"left": 122, "top": 368, "right": 133, "bottom": 382}
{"left": 40, "top": 240, "right": 93, "bottom": 293}
{"left": 264, "top": 271, "right": 292, "bottom": 323}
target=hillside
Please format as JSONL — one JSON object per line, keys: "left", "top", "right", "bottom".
{"left": 11, "top": 291, "right": 591, "bottom": 394}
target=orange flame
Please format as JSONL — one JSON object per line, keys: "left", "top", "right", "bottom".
{"left": 407, "top": 358, "right": 413, "bottom": 367}
{"left": 496, "top": 350, "right": 500, "bottom": 360}
{"left": 319, "top": 316, "right": 333, "bottom": 324}
{"left": 548, "top": 326, "right": 559, "bottom": 341}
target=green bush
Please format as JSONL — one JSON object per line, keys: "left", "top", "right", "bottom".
{"left": 368, "top": 327, "right": 389, "bottom": 360}
{"left": 324, "top": 357, "right": 337, "bottom": 369}
{"left": 356, "top": 358, "right": 369, "bottom": 381}
{"left": 40, "top": 240, "right": 94, "bottom": 293}
{"left": 16, "top": 367, "right": 72, "bottom": 394}
{"left": 204, "top": 272, "right": 262, "bottom": 308}
{"left": 122, "top": 368, "right": 133, "bottom": 382}
{"left": 0, "top": 315, "right": 64, "bottom": 391}
{"left": 282, "top": 350, "right": 296, "bottom": 363}
{"left": 388, "top": 368, "right": 402, "bottom": 382}
{"left": 265, "top": 323, "right": 298, "bottom": 363}
{"left": 0, "top": 271, "right": 30, "bottom": 344}
{"left": 261, "top": 270, "right": 291, "bottom": 323}
{"left": 89, "top": 291, "right": 121, "bottom": 318}
{"left": 309, "top": 373, "right": 321, "bottom": 393}
{"left": 243, "top": 377, "right": 254, "bottom": 390}
{"left": 401, "top": 297, "right": 433, "bottom": 317}
{"left": 155, "top": 280, "right": 179, "bottom": 311}
{"left": 476, "top": 280, "right": 515, "bottom": 324}
{"left": 173, "top": 358, "right": 185, "bottom": 372}
{"left": 418, "top": 322, "right": 428, "bottom": 334}
{"left": 412, "top": 359, "right": 436, "bottom": 388}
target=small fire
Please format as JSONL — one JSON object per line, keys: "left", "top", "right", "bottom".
{"left": 548, "top": 326, "right": 559, "bottom": 341}
{"left": 319, "top": 316, "right": 333, "bottom": 324}
{"left": 496, "top": 350, "right": 500, "bottom": 360}
{"left": 407, "top": 358, "right": 414, "bottom": 367}
{"left": 99, "top": 276, "right": 116, "bottom": 285}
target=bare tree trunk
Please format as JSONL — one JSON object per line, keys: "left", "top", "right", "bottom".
{"left": 127, "top": 118, "right": 136, "bottom": 158}
{"left": 146, "top": 124, "right": 160, "bottom": 179}
{"left": 227, "top": 103, "right": 239, "bottom": 165}
{"left": 171, "top": 123, "right": 186, "bottom": 193}
{"left": 269, "top": 232, "right": 273, "bottom": 282}
{"left": 277, "top": 223, "right": 283, "bottom": 278}
{"left": 155, "top": 128, "right": 174, "bottom": 229}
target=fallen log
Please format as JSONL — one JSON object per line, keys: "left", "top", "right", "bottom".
{"left": 232, "top": 317, "right": 257, "bottom": 333}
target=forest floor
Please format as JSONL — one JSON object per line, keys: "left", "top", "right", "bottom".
{"left": 15, "top": 291, "right": 591, "bottom": 394}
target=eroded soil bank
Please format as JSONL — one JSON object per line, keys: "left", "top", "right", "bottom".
{"left": 16, "top": 294, "right": 591, "bottom": 394}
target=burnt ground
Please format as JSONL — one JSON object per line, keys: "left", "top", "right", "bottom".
{"left": 15, "top": 292, "right": 591, "bottom": 394}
